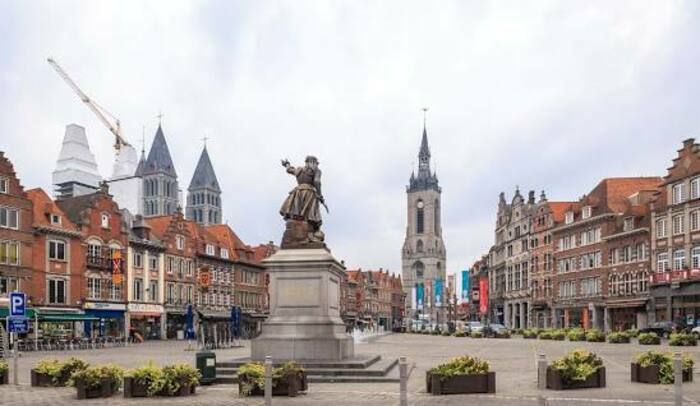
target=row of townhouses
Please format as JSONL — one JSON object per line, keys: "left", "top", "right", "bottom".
{"left": 341, "top": 268, "right": 405, "bottom": 332}
{"left": 481, "top": 139, "right": 700, "bottom": 332}
{"left": 0, "top": 121, "right": 274, "bottom": 341}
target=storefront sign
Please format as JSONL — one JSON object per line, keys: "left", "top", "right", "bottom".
{"left": 127, "top": 303, "right": 164, "bottom": 313}
{"left": 84, "top": 302, "right": 126, "bottom": 311}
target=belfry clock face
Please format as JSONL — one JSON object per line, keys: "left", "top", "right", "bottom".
{"left": 416, "top": 200, "right": 424, "bottom": 209}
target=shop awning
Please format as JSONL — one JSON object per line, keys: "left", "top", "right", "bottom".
{"left": 607, "top": 299, "right": 648, "bottom": 309}
{"left": 198, "top": 311, "right": 231, "bottom": 320}
{"left": 0, "top": 308, "right": 38, "bottom": 318}
{"left": 41, "top": 315, "right": 100, "bottom": 322}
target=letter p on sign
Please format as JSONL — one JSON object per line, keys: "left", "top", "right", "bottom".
{"left": 10, "top": 292, "right": 25, "bottom": 317}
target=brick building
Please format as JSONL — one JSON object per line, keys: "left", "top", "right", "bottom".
{"left": 649, "top": 139, "right": 700, "bottom": 326}
{"left": 0, "top": 152, "right": 33, "bottom": 309}
{"left": 551, "top": 177, "right": 659, "bottom": 330}
{"left": 341, "top": 269, "right": 404, "bottom": 331}
{"left": 57, "top": 185, "right": 130, "bottom": 337}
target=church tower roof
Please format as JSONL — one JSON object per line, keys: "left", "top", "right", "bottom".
{"left": 134, "top": 148, "right": 146, "bottom": 177}
{"left": 407, "top": 120, "right": 440, "bottom": 193}
{"left": 188, "top": 146, "right": 221, "bottom": 193}
{"left": 143, "top": 124, "right": 177, "bottom": 177}
{"left": 52, "top": 124, "right": 102, "bottom": 198}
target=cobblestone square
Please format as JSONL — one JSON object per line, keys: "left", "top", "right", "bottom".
{"left": 2, "top": 334, "right": 700, "bottom": 405}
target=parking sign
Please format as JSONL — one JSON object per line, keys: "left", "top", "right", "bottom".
{"left": 10, "top": 292, "right": 25, "bottom": 317}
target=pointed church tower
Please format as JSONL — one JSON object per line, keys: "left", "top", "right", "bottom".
{"left": 52, "top": 124, "right": 102, "bottom": 199}
{"left": 186, "top": 145, "right": 222, "bottom": 225}
{"left": 401, "top": 113, "right": 447, "bottom": 325}
{"left": 142, "top": 124, "right": 179, "bottom": 217}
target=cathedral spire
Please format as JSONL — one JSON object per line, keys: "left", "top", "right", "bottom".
{"left": 407, "top": 111, "right": 440, "bottom": 193}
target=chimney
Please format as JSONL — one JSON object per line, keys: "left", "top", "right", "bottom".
{"left": 683, "top": 138, "right": 695, "bottom": 148}
{"left": 528, "top": 190, "right": 535, "bottom": 204}
{"left": 132, "top": 214, "right": 151, "bottom": 240}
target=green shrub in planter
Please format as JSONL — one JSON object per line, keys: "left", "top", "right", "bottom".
{"left": 538, "top": 330, "right": 553, "bottom": 340}
{"left": 430, "top": 330, "right": 440, "bottom": 336}
{"left": 635, "top": 351, "right": 694, "bottom": 384}
{"left": 638, "top": 332, "right": 661, "bottom": 345}
{"left": 35, "top": 358, "right": 89, "bottom": 387}
{"left": 161, "top": 364, "right": 201, "bottom": 396}
{"left": 453, "top": 331, "right": 466, "bottom": 338}
{"left": 238, "top": 361, "right": 304, "bottom": 397}
{"left": 522, "top": 329, "right": 538, "bottom": 339}
{"left": 428, "top": 355, "right": 490, "bottom": 377}
{"left": 551, "top": 349, "right": 604, "bottom": 385}
{"left": 69, "top": 364, "right": 124, "bottom": 396}
{"left": 608, "top": 332, "right": 630, "bottom": 344}
{"left": 586, "top": 329, "right": 606, "bottom": 343}
{"left": 441, "top": 331, "right": 451, "bottom": 337}
{"left": 470, "top": 331, "right": 484, "bottom": 338}
{"left": 494, "top": 330, "right": 511, "bottom": 338}
{"left": 567, "top": 329, "right": 586, "bottom": 342}
{"left": 551, "top": 330, "right": 566, "bottom": 341}
{"left": 126, "top": 362, "right": 167, "bottom": 397}
{"left": 626, "top": 328, "right": 640, "bottom": 338}
{"left": 669, "top": 333, "right": 697, "bottom": 347}
{"left": 513, "top": 329, "right": 523, "bottom": 336}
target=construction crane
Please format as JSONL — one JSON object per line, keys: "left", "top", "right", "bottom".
{"left": 47, "top": 57, "right": 131, "bottom": 151}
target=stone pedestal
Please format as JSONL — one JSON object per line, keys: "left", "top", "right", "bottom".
{"left": 251, "top": 248, "right": 354, "bottom": 361}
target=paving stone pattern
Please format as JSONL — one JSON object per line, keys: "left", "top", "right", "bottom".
{"left": 2, "top": 335, "right": 700, "bottom": 405}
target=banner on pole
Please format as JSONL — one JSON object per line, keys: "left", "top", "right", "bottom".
{"left": 461, "top": 270, "right": 470, "bottom": 303}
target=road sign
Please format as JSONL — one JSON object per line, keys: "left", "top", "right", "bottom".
{"left": 8, "top": 316, "right": 28, "bottom": 334}
{"left": 10, "top": 292, "right": 26, "bottom": 317}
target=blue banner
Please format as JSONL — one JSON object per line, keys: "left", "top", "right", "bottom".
{"left": 416, "top": 283, "right": 424, "bottom": 309}
{"left": 231, "top": 306, "right": 241, "bottom": 338}
{"left": 462, "top": 270, "right": 470, "bottom": 302}
{"left": 185, "top": 304, "right": 195, "bottom": 340}
{"left": 434, "top": 279, "right": 443, "bottom": 306}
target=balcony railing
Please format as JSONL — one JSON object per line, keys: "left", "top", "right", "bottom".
{"left": 650, "top": 269, "right": 700, "bottom": 285}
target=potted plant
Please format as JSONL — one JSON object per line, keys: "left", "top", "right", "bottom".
{"left": 631, "top": 351, "right": 693, "bottom": 384}
{"left": 608, "top": 332, "right": 631, "bottom": 344}
{"left": 0, "top": 360, "right": 8, "bottom": 385}
{"left": 238, "top": 361, "right": 307, "bottom": 397}
{"left": 585, "top": 329, "right": 606, "bottom": 343}
{"left": 523, "top": 329, "right": 537, "bottom": 339}
{"left": 494, "top": 330, "right": 511, "bottom": 339}
{"left": 32, "top": 358, "right": 89, "bottom": 387}
{"left": 547, "top": 349, "right": 605, "bottom": 390}
{"left": 551, "top": 330, "right": 566, "bottom": 341}
{"left": 626, "top": 328, "right": 640, "bottom": 338}
{"left": 161, "top": 364, "right": 200, "bottom": 396}
{"left": 426, "top": 355, "right": 495, "bottom": 395}
{"left": 638, "top": 332, "right": 661, "bottom": 345}
{"left": 124, "top": 362, "right": 166, "bottom": 398}
{"left": 669, "top": 333, "right": 698, "bottom": 347}
{"left": 567, "top": 329, "right": 586, "bottom": 342}
{"left": 441, "top": 331, "right": 451, "bottom": 337}
{"left": 70, "top": 364, "right": 124, "bottom": 399}
{"left": 538, "top": 330, "right": 553, "bottom": 340}
{"left": 453, "top": 331, "right": 466, "bottom": 338}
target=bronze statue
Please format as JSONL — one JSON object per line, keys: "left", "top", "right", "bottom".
{"left": 279, "top": 156, "right": 327, "bottom": 248}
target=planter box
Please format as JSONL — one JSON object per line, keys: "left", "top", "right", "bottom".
{"left": 239, "top": 372, "right": 307, "bottom": 397}
{"left": 75, "top": 379, "right": 117, "bottom": 399}
{"left": 546, "top": 366, "right": 606, "bottom": 390}
{"left": 609, "top": 337, "right": 631, "bottom": 344}
{"left": 123, "top": 377, "right": 149, "bottom": 398}
{"left": 630, "top": 363, "right": 693, "bottom": 384}
{"left": 0, "top": 371, "right": 8, "bottom": 385}
{"left": 31, "top": 370, "right": 56, "bottom": 387}
{"left": 523, "top": 335, "right": 537, "bottom": 339}
{"left": 426, "top": 371, "right": 496, "bottom": 395}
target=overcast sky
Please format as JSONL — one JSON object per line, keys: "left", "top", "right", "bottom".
{"left": 1, "top": 1, "right": 699, "bottom": 276}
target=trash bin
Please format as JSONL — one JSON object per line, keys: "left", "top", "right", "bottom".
{"left": 196, "top": 351, "right": 216, "bottom": 385}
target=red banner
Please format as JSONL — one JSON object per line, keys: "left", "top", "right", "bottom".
{"left": 479, "top": 277, "right": 488, "bottom": 315}
{"left": 112, "top": 249, "right": 122, "bottom": 285}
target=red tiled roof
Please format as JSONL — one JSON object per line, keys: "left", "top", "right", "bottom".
{"left": 600, "top": 177, "right": 661, "bottom": 213}
{"left": 252, "top": 243, "right": 278, "bottom": 262}
{"left": 26, "top": 188, "right": 80, "bottom": 232}
{"left": 144, "top": 215, "right": 174, "bottom": 240}
{"left": 548, "top": 201, "right": 579, "bottom": 223}
{"left": 206, "top": 224, "right": 255, "bottom": 261}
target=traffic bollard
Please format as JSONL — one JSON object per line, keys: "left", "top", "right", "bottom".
{"left": 399, "top": 356, "right": 407, "bottom": 406}
{"left": 537, "top": 353, "right": 547, "bottom": 406}
{"left": 674, "top": 352, "right": 682, "bottom": 406}
{"left": 264, "top": 355, "right": 273, "bottom": 406}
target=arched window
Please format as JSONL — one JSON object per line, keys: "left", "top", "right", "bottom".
{"left": 434, "top": 199, "right": 440, "bottom": 235}
{"left": 416, "top": 200, "right": 424, "bottom": 234}
{"left": 416, "top": 240, "right": 424, "bottom": 253}
{"left": 413, "top": 261, "right": 425, "bottom": 280}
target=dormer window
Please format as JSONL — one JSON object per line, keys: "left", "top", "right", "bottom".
{"left": 673, "top": 183, "right": 686, "bottom": 205}
{"left": 623, "top": 217, "right": 634, "bottom": 232}
{"left": 101, "top": 213, "right": 110, "bottom": 229}
{"left": 176, "top": 235, "right": 185, "bottom": 250}
{"left": 50, "top": 214, "right": 61, "bottom": 225}
{"left": 582, "top": 206, "right": 592, "bottom": 220}
{"left": 206, "top": 244, "right": 215, "bottom": 256}
{"left": 565, "top": 212, "right": 574, "bottom": 224}
{"left": 221, "top": 248, "right": 229, "bottom": 259}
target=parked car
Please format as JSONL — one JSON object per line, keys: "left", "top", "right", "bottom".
{"left": 484, "top": 323, "right": 507, "bottom": 337}
{"left": 639, "top": 321, "right": 680, "bottom": 338}
{"left": 465, "top": 321, "right": 484, "bottom": 334}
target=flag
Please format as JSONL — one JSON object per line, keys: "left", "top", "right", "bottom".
{"left": 461, "top": 270, "right": 470, "bottom": 303}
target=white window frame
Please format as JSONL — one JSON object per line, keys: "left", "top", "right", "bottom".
{"left": 673, "top": 215, "right": 685, "bottom": 235}
{"left": 623, "top": 218, "right": 634, "bottom": 232}
{"left": 50, "top": 214, "right": 61, "bottom": 225}
{"left": 48, "top": 239, "right": 66, "bottom": 261}
{"left": 133, "top": 251, "right": 143, "bottom": 268}
{"left": 149, "top": 280, "right": 158, "bottom": 302}
{"left": 176, "top": 235, "right": 185, "bottom": 250}
{"left": 657, "top": 252, "right": 669, "bottom": 272}
{"left": 101, "top": 213, "right": 110, "bottom": 229}
{"left": 0, "top": 206, "right": 19, "bottom": 229}
{"left": 206, "top": 244, "right": 215, "bottom": 256}
{"left": 133, "top": 278, "right": 143, "bottom": 301}
{"left": 673, "top": 249, "right": 686, "bottom": 270}
{"left": 692, "top": 246, "right": 700, "bottom": 269}
{"left": 47, "top": 278, "right": 67, "bottom": 304}
{"left": 692, "top": 177, "right": 700, "bottom": 200}
{"left": 691, "top": 211, "right": 700, "bottom": 231}
{"left": 582, "top": 206, "right": 592, "bottom": 219}
{"left": 0, "top": 177, "right": 7, "bottom": 194}
{"left": 0, "top": 240, "right": 20, "bottom": 265}
{"left": 88, "top": 278, "right": 101, "bottom": 299}
{"left": 149, "top": 256, "right": 158, "bottom": 271}
{"left": 673, "top": 183, "right": 686, "bottom": 205}
{"left": 656, "top": 218, "right": 667, "bottom": 238}
{"left": 221, "top": 248, "right": 229, "bottom": 259}
{"left": 565, "top": 212, "right": 574, "bottom": 224}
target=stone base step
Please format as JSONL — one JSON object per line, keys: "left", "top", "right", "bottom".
{"left": 216, "top": 354, "right": 381, "bottom": 370}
